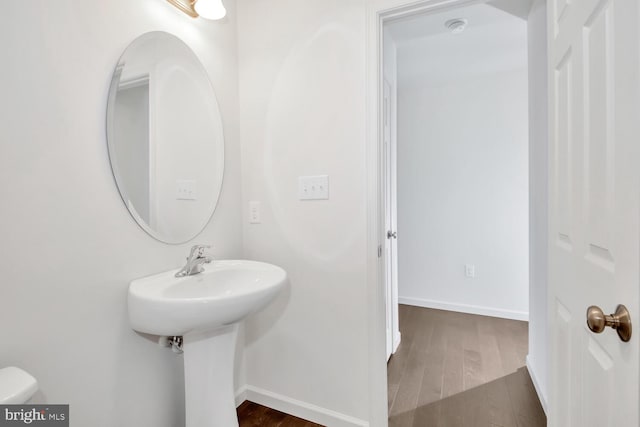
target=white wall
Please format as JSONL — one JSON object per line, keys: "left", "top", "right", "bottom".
{"left": 396, "top": 23, "right": 530, "bottom": 320}
{"left": 0, "top": 1, "right": 243, "bottom": 426}
{"left": 237, "top": 0, "right": 371, "bottom": 425}
{"left": 526, "top": 0, "right": 549, "bottom": 413}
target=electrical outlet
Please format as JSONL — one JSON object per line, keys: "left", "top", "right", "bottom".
{"left": 465, "top": 264, "right": 475, "bottom": 278}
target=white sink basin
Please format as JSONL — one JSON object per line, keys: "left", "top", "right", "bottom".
{"left": 128, "top": 260, "right": 287, "bottom": 336}
{"left": 127, "top": 259, "right": 286, "bottom": 427}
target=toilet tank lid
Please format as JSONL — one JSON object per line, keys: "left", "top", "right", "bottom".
{"left": 0, "top": 367, "right": 38, "bottom": 404}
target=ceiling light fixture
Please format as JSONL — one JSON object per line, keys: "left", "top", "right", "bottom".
{"left": 445, "top": 18, "right": 468, "bottom": 34}
{"left": 167, "top": 0, "right": 226, "bottom": 20}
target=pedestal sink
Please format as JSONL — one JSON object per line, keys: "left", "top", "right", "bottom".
{"left": 128, "top": 260, "right": 286, "bottom": 427}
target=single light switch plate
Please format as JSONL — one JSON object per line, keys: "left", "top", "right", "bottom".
{"left": 298, "top": 175, "right": 329, "bottom": 200}
{"left": 249, "top": 201, "right": 261, "bottom": 224}
{"left": 465, "top": 264, "right": 475, "bottom": 278}
{"left": 176, "top": 179, "right": 197, "bottom": 200}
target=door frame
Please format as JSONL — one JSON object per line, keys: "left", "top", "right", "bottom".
{"left": 382, "top": 76, "right": 400, "bottom": 360}
{"left": 364, "top": 0, "right": 530, "bottom": 425}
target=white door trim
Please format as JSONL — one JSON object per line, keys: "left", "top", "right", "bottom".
{"left": 383, "top": 77, "right": 393, "bottom": 360}
{"left": 365, "top": 1, "right": 489, "bottom": 425}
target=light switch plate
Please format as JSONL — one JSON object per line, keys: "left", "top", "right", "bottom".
{"left": 176, "top": 179, "right": 197, "bottom": 200}
{"left": 298, "top": 175, "right": 329, "bottom": 200}
{"left": 249, "top": 201, "right": 261, "bottom": 224}
{"left": 465, "top": 264, "right": 475, "bottom": 278}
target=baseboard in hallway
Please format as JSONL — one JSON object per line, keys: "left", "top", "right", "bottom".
{"left": 398, "top": 296, "right": 529, "bottom": 322}
{"left": 388, "top": 305, "right": 545, "bottom": 426}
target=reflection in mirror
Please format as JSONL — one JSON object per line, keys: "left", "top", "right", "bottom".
{"left": 107, "top": 32, "right": 224, "bottom": 244}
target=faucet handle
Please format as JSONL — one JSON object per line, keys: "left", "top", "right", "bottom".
{"left": 188, "top": 244, "right": 211, "bottom": 259}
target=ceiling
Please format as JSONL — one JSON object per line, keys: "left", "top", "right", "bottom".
{"left": 385, "top": 0, "right": 533, "bottom": 42}
{"left": 488, "top": 0, "right": 535, "bottom": 20}
{"left": 385, "top": 3, "right": 528, "bottom": 87}
{"left": 385, "top": 3, "right": 512, "bottom": 43}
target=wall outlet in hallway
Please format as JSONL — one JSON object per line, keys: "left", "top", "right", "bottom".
{"left": 465, "top": 264, "right": 476, "bottom": 278}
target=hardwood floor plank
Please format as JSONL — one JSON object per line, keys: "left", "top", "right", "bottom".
{"left": 485, "top": 376, "right": 519, "bottom": 426}
{"left": 441, "top": 319, "right": 465, "bottom": 398}
{"left": 459, "top": 383, "right": 490, "bottom": 427}
{"left": 491, "top": 317, "right": 527, "bottom": 375}
{"left": 388, "top": 305, "right": 420, "bottom": 408}
{"left": 439, "top": 393, "right": 465, "bottom": 427}
{"left": 389, "top": 307, "right": 436, "bottom": 425}
{"left": 477, "top": 332, "right": 505, "bottom": 383}
{"left": 415, "top": 311, "right": 446, "bottom": 406}
{"left": 505, "top": 368, "right": 546, "bottom": 427}
{"left": 411, "top": 400, "right": 441, "bottom": 427}
{"left": 462, "top": 349, "right": 484, "bottom": 390}
{"left": 461, "top": 313, "right": 485, "bottom": 390}
{"left": 388, "top": 383, "right": 400, "bottom": 409}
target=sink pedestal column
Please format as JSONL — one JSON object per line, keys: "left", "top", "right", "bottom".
{"left": 183, "top": 324, "right": 239, "bottom": 427}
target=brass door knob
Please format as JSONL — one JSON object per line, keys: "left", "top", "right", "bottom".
{"left": 586, "top": 304, "right": 632, "bottom": 342}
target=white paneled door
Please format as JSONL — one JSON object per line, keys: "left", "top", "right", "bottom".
{"left": 548, "top": 0, "right": 639, "bottom": 426}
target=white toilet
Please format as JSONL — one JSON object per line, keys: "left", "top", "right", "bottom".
{"left": 0, "top": 367, "right": 38, "bottom": 404}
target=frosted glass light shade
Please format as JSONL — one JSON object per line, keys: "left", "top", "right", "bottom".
{"left": 194, "top": 0, "right": 226, "bottom": 20}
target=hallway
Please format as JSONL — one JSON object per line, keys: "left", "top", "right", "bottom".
{"left": 388, "top": 305, "right": 545, "bottom": 426}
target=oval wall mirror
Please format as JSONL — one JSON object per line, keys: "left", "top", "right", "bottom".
{"left": 106, "top": 32, "right": 224, "bottom": 244}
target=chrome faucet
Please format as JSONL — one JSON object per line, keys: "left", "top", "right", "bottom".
{"left": 175, "top": 245, "right": 213, "bottom": 277}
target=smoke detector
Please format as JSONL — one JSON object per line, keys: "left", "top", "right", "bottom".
{"left": 445, "top": 18, "right": 468, "bottom": 34}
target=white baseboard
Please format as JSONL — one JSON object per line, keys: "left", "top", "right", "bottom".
{"left": 235, "top": 385, "right": 247, "bottom": 408}
{"left": 235, "top": 384, "right": 369, "bottom": 427}
{"left": 526, "top": 356, "right": 548, "bottom": 415}
{"left": 398, "top": 296, "right": 529, "bottom": 321}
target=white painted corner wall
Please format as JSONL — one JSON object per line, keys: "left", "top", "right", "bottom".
{"left": 525, "top": 0, "right": 549, "bottom": 414}
{"left": 237, "top": 0, "right": 371, "bottom": 425}
{"left": 395, "top": 39, "right": 530, "bottom": 321}
{"left": 0, "top": 1, "right": 243, "bottom": 426}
